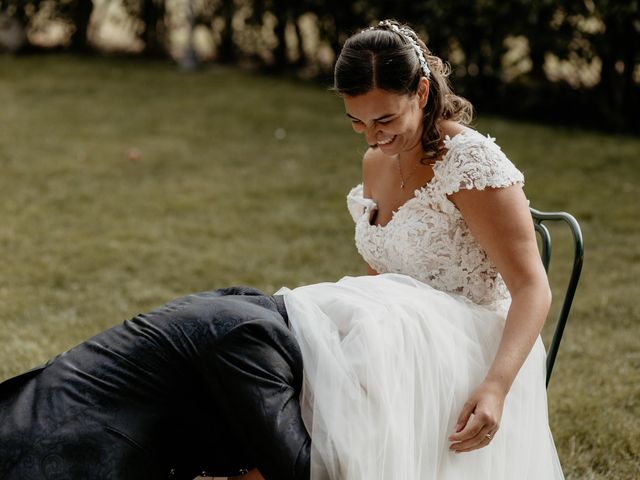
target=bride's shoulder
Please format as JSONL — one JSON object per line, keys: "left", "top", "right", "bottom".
{"left": 439, "top": 121, "right": 487, "bottom": 149}
{"left": 438, "top": 120, "right": 469, "bottom": 140}
{"left": 361, "top": 147, "right": 387, "bottom": 196}
{"left": 438, "top": 123, "right": 509, "bottom": 165}
{"left": 435, "top": 122, "right": 523, "bottom": 193}
{"left": 362, "top": 146, "right": 386, "bottom": 168}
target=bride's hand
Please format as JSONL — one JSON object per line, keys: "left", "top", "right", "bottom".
{"left": 448, "top": 380, "right": 506, "bottom": 453}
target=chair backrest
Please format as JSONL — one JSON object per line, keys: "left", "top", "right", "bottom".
{"left": 530, "top": 207, "right": 584, "bottom": 387}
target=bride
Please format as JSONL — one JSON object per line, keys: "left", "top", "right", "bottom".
{"left": 241, "top": 19, "right": 564, "bottom": 480}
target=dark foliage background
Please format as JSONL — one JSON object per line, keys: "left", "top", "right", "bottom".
{"left": 0, "top": 0, "right": 638, "bottom": 130}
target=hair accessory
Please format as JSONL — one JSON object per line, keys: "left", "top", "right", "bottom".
{"left": 375, "top": 20, "right": 431, "bottom": 78}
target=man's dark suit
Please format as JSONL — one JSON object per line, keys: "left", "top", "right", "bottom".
{"left": 0, "top": 287, "right": 310, "bottom": 480}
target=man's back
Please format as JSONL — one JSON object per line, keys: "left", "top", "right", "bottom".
{"left": 0, "top": 288, "right": 310, "bottom": 480}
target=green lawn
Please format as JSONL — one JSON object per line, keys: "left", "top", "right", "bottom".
{"left": 0, "top": 54, "right": 638, "bottom": 479}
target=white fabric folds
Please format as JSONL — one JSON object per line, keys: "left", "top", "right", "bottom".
{"left": 277, "top": 274, "right": 564, "bottom": 480}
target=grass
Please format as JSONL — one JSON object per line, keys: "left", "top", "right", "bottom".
{"left": 0, "top": 54, "right": 639, "bottom": 479}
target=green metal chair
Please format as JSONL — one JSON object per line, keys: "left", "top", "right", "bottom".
{"left": 530, "top": 208, "right": 584, "bottom": 388}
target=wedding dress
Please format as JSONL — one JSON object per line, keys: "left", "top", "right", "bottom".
{"left": 276, "top": 130, "right": 564, "bottom": 479}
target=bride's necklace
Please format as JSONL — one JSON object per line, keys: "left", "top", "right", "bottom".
{"left": 396, "top": 156, "right": 421, "bottom": 189}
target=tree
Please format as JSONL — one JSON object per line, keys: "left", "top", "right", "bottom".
{"left": 119, "top": 0, "right": 168, "bottom": 57}
{"left": 589, "top": 0, "right": 640, "bottom": 127}
{"left": 59, "top": 0, "right": 94, "bottom": 52}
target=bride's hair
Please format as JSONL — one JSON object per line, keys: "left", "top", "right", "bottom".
{"left": 333, "top": 19, "right": 473, "bottom": 162}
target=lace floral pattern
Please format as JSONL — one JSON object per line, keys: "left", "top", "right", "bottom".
{"left": 347, "top": 130, "right": 524, "bottom": 310}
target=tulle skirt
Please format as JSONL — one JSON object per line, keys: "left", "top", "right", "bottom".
{"left": 276, "top": 274, "right": 564, "bottom": 480}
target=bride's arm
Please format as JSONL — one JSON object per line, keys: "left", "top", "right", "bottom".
{"left": 446, "top": 184, "right": 552, "bottom": 453}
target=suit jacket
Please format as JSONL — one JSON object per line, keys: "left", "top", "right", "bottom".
{"left": 0, "top": 287, "right": 310, "bottom": 480}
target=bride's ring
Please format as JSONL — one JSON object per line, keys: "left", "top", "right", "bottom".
{"left": 486, "top": 433, "right": 493, "bottom": 440}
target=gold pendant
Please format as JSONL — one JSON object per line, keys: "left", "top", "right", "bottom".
{"left": 400, "top": 181, "right": 405, "bottom": 189}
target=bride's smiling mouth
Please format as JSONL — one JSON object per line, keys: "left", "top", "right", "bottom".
{"left": 371, "top": 135, "right": 397, "bottom": 148}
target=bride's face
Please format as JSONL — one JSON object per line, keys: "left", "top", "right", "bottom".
{"left": 343, "top": 81, "right": 428, "bottom": 155}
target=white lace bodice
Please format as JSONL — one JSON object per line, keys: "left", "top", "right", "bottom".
{"left": 347, "top": 130, "right": 524, "bottom": 310}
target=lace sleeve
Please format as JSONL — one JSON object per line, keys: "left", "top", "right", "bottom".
{"left": 439, "top": 133, "right": 524, "bottom": 195}
{"left": 346, "top": 184, "right": 377, "bottom": 223}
